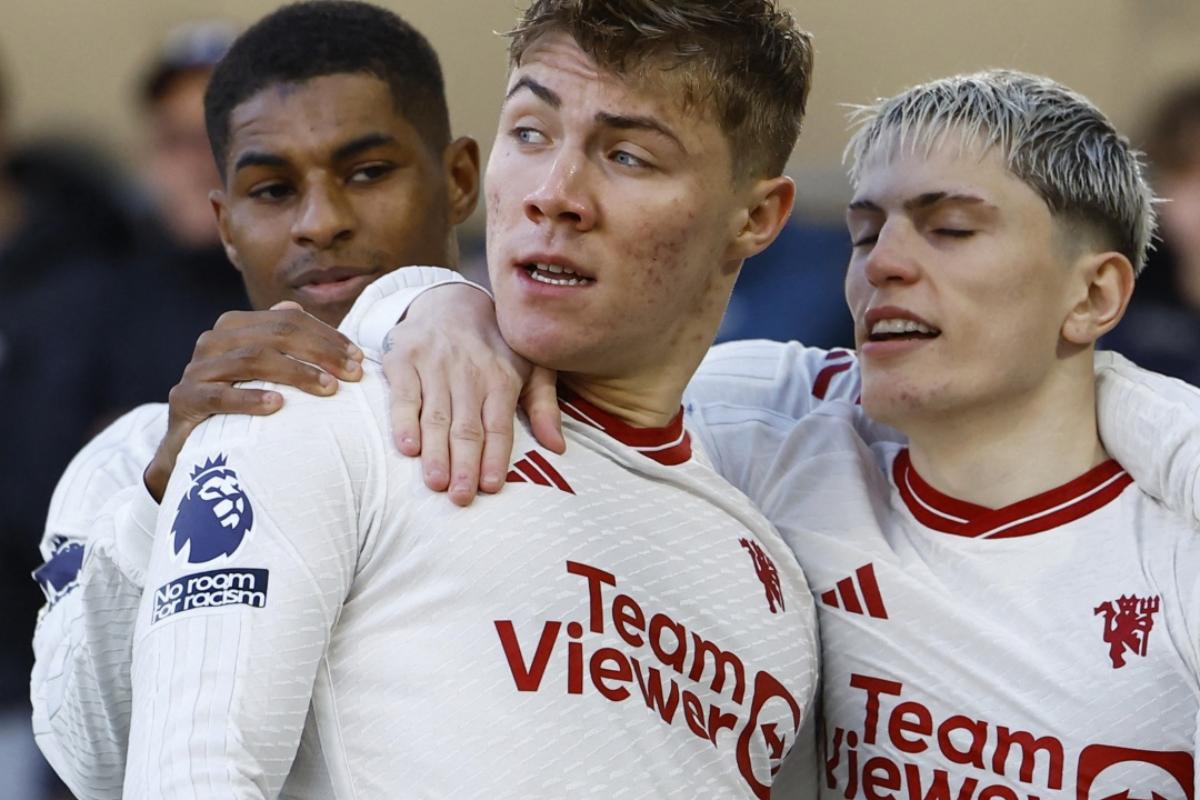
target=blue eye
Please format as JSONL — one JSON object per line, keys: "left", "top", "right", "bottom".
{"left": 513, "top": 127, "right": 547, "bottom": 145}
{"left": 612, "top": 150, "right": 648, "bottom": 169}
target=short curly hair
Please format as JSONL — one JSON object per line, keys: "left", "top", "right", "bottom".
{"left": 507, "top": 0, "right": 814, "bottom": 178}
{"left": 204, "top": 1, "right": 449, "bottom": 180}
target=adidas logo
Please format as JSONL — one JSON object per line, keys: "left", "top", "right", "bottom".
{"left": 506, "top": 450, "right": 575, "bottom": 494}
{"left": 819, "top": 563, "right": 888, "bottom": 619}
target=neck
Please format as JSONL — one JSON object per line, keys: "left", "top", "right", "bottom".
{"left": 560, "top": 367, "right": 690, "bottom": 429}
{"left": 903, "top": 357, "right": 1108, "bottom": 508}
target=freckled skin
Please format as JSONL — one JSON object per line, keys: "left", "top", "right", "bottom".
{"left": 485, "top": 33, "right": 749, "bottom": 385}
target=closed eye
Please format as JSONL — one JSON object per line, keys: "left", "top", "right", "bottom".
{"left": 934, "top": 229, "right": 974, "bottom": 238}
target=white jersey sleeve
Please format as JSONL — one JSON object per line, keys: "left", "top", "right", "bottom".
{"left": 31, "top": 403, "right": 166, "bottom": 800}
{"left": 338, "top": 265, "right": 487, "bottom": 359}
{"left": 684, "top": 339, "right": 897, "bottom": 499}
{"left": 123, "top": 382, "right": 381, "bottom": 799}
{"left": 1095, "top": 349, "right": 1200, "bottom": 525}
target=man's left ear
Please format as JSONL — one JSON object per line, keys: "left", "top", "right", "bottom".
{"left": 1061, "top": 251, "right": 1136, "bottom": 345}
{"left": 443, "top": 136, "right": 481, "bottom": 225}
{"left": 724, "top": 175, "right": 796, "bottom": 263}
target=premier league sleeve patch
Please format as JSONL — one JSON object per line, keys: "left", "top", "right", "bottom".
{"left": 153, "top": 454, "right": 269, "bottom": 625}
{"left": 172, "top": 454, "right": 255, "bottom": 564}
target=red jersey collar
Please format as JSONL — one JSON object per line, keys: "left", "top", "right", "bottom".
{"left": 558, "top": 390, "right": 692, "bottom": 466}
{"left": 893, "top": 448, "right": 1133, "bottom": 539}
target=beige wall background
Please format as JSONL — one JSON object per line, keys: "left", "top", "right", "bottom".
{"left": 3, "top": 0, "right": 1200, "bottom": 229}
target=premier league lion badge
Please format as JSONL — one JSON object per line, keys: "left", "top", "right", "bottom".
{"left": 172, "top": 454, "right": 255, "bottom": 563}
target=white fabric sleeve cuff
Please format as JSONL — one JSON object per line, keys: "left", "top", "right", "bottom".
{"left": 338, "top": 267, "right": 490, "bottom": 359}
{"left": 1095, "top": 349, "right": 1200, "bottom": 523}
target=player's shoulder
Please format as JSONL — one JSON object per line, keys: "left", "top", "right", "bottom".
{"left": 180, "top": 368, "right": 388, "bottom": 481}
{"left": 44, "top": 402, "right": 168, "bottom": 543}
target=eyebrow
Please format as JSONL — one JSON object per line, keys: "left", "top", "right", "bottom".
{"left": 506, "top": 76, "right": 685, "bottom": 152}
{"left": 231, "top": 132, "right": 399, "bottom": 176}
{"left": 233, "top": 151, "right": 289, "bottom": 174}
{"left": 848, "top": 192, "right": 993, "bottom": 213}
{"left": 506, "top": 76, "right": 560, "bottom": 108}
{"left": 595, "top": 111, "right": 685, "bottom": 151}
{"left": 332, "top": 132, "right": 399, "bottom": 162}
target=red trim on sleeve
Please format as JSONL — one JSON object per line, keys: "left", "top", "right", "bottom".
{"left": 892, "top": 449, "right": 1133, "bottom": 539}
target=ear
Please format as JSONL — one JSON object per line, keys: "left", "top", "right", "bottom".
{"left": 443, "top": 136, "right": 481, "bottom": 225}
{"left": 1061, "top": 251, "right": 1135, "bottom": 346}
{"left": 210, "top": 189, "right": 243, "bottom": 273}
{"left": 723, "top": 175, "right": 796, "bottom": 263}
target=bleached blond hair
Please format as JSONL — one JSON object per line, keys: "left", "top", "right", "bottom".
{"left": 845, "top": 70, "right": 1156, "bottom": 273}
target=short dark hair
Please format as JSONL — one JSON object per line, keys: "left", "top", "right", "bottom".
{"left": 204, "top": 1, "right": 449, "bottom": 179}
{"left": 507, "top": 0, "right": 814, "bottom": 178}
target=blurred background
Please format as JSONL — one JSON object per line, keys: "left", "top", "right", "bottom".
{"left": 2, "top": 1, "right": 1200, "bottom": 796}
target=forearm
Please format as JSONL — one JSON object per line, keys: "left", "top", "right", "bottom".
{"left": 32, "top": 527, "right": 146, "bottom": 800}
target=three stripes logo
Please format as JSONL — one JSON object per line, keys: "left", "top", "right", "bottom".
{"left": 507, "top": 450, "right": 575, "bottom": 494}
{"left": 819, "top": 563, "right": 888, "bottom": 620}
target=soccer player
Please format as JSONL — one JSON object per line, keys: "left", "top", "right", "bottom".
{"left": 30, "top": 4, "right": 482, "bottom": 797}
{"left": 705, "top": 71, "right": 1200, "bottom": 796}
{"left": 381, "top": 71, "right": 1200, "bottom": 795}
{"left": 124, "top": 2, "right": 820, "bottom": 798}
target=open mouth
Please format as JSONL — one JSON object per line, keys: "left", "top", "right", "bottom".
{"left": 868, "top": 318, "right": 941, "bottom": 342}
{"left": 522, "top": 262, "right": 594, "bottom": 287}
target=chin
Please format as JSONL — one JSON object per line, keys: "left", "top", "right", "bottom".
{"left": 498, "top": 318, "right": 589, "bottom": 373}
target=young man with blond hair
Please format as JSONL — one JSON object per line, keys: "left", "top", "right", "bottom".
{"left": 125, "top": 2, "right": 823, "bottom": 797}
{"left": 382, "top": 69, "right": 1200, "bottom": 797}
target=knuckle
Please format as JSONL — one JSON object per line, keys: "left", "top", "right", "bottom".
{"left": 213, "top": 310, "right": 240, "bottom": 329}
{"left": 423, "top": 408, "right": 451, "bottom": 428}
{"left": 450, "top": 420, "right": 485, "bottom": 442}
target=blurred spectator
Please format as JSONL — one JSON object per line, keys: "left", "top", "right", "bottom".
{"left": 1106, "top": 80, "right": 1200, "bottom": 384}
{"left": 107, "top": 21, "right": 250, "bottom": 409}
{"left": 0, "top": 58, "right": 136, "bottom": 800}
{"left": 716, "top": 218, "right": 854, "bottom": 348}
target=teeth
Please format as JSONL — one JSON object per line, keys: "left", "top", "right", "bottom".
{"left": 871, "top": 318, "right": 937, "bottom": 336}
{"left": 535, "top": 262, "right": 576, "bottom": 275}
{"left": 529, "top": 270, "right": 585, "bottom": 286}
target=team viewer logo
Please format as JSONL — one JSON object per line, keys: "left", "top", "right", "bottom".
{"left": 1076, "top": 744, "right": 1193, "bottom": 800}
{"left": 1094, "top": 594, "right": 1161, "bottom": 668}
{"left": 172, "top": 454, "right": 254, "bottom": 563}
{"left": 740, "top": 539, "right": 784, "bottom": 614}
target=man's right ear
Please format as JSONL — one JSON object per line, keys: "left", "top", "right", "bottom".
{"left": 443, "top": 136, "right": 481, "bottom": 225}
{"left": 210, "top": 189, "right": 243, "bottom": 272}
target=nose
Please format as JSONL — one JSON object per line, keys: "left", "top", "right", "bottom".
{"left": 523, "top": 150, "right": 596, "bottom": 232}
{"left": 292, "top": 177, "right": 354, "bottom": 249}
{"left": 862, "top": 222, "right": 920, "bottom": 288}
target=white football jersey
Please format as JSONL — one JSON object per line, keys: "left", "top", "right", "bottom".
{"left": 691, "top": 394, "right": 1200, "bottom": 800}
{"left": 32, "top": 402, "right": 166, "bottom": 800}
{"left": 124, "top": 361, "right": 819, "bottom": 799}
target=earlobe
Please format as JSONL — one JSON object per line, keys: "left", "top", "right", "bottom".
{"left": 210, "top": 190, "right": 243, "bottom": 272}
{"left": 725, "top": 175, "right": 796, "bottom": 263}
{"left": 1061, "top": 252, "right": 1135, "bottom": 345}
{"left": 444, "top": 136, "right": 481, "bottom": 225}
